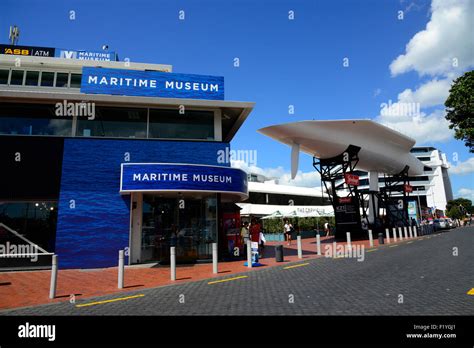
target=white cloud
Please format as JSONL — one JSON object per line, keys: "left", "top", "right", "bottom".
{"left": 397, "top": 77, "right": 452, "bottom": 108}
{"left": 376, "top": 108, "right": 453, "bottom": 144}
{"left": 231, "top": 160, "right": 321, "bottom": 188}
{"left": 450, "top": 157, "right": 474, "bottom": 175}
{"left": 390, "top": 0, "right": 474, "bottom": 76}
{"left": 455, "top": 188, "right": 474, "bottom": 201}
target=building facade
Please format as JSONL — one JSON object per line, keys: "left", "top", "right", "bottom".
{"left": 0, "top": 45, "right": 254, "bottom": 269}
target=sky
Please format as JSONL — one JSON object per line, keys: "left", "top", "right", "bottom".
{"left": 1, "top": 0, "right": 473, "bottom": 202}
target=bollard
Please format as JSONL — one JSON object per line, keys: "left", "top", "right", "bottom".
{"left": 316, "top": 234, "right": 321, "bottom": 256}
{"left": 170, "top": 246, "right": 176, "bottom": 281}
{"left": 332, "top": 241, "right": 337, "bottom": 258}
{"left": 212, "top": 242, "right": 218, "bottom": 274}
{"left": 275, "top": 245, "right": 284, "bottom": 262}
{"left": 385, "top": 228, "right": 391, "bottom": 244}
{"left": 408, "top": 226, "right": 413, "bottom": 238}
{"left": 398, "top": 227, "right": 403, "bottom": 240}
{"left": 247, "top": 240, "right": 252, "bottom": 268}
{"left": 414, "top": 226, "right": 418, "bottom": 238}
{"left": 392, "top": 228, "right": 397, "bottom": 242}
{"left": 346, "top": 232, "right": 352, "bottom": 251}
{"left": 378, "top": 233, "right": 384, "bottom": 245}
{"left": 368, "top": 230, "right": 374, "bottom": 247}
{"left": 118, "top": 249, "right": 124, "bottom": 289}
{"left": 297, "top": 235, "right": 302, "bottom": 259}
{"left": 49, "top": 254, "right": 58, "bottom": 299}
{"left": 403, "top": 227, "right": 408, "bottom": 239}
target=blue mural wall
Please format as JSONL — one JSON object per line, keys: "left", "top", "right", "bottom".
{"left": 56, "top": 138, "right": 229, "bottom": 269}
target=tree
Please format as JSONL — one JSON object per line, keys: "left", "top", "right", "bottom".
{"left": 445, "top": 70, "right": 474, "bottom": 153}
{"left": 446, "top": 198, "right": 473, "bottom": 215}
{"left": 446, "top": 205, "right": 462, "bottom": 220}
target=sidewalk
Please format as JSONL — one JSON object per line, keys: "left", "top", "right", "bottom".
{"left": 0, "top": 233, "right": 419, "bottom": 310}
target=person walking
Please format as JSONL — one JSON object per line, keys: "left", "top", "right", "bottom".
{"left": 240, "top": 221, "right": 250, "bottom": 256}
{"left": 324, "top": 221, "right": 331, "bottom": 237}
{"left": 259, "top": 229, "right": 266, "bottom": 256}
{"left": 283, "top": 219, "right": 293, "bottom": 246}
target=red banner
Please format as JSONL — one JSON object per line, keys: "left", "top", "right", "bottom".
{"left": 344, "top": 173, "right": 360, "bottom": 186}
{"left": 339, "top": 197, "right": 352, "bottom": 203}
{"left": 404, "top": 184, "right": 413, "bottom": 193}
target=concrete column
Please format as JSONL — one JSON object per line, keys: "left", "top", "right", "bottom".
{"left": 414, "top": 226, "right": 418, "bottom": 237}
{"left": 49, "top": 255, "right": 58, "bottom": 299}
{"left": 316, "top": 234, "right": 321, "bottom": 256}
{"left": 408, "top": 226, "right": 413, "bottom": 238}
{"left": 403, "top": 227, "right": 408, "bottom": 239}
{"left": 297, "top": 235, "right": 302, "bottom": 259}
{"left": 170, "top": 247, "right": 176, "bottom": 281}
{"left": 398, "top": 227, "right": 403, "bottom": 240}
{"left": 118, "top": 250, "right": 124, "bottom": 289}
{"left": 385, "top": 228, "right": 391, "bottom": 244}
{"left": 392, "top": 228, "right": 397, "bottom": 242}
{"left": 368, "top": 230, "right": 374, "bottom": 247}
{"left": 212, "top": 243, "right": 218, "bottom": 274}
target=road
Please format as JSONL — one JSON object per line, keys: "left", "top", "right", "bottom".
{"left": 2, "top": 227, "right": 473, "bottom": 315}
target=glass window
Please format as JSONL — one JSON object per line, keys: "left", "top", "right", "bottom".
{"left": 55, "top": 72, "right": 69, "bottom": 87}
{"left": 149, "top": 109, "right": 214, "bottom": 140}
{"left": 25, "top": 71, "right": 40, "bottom": 86}
{"left": 0, "top": 69, "right": 9, "bottom": 84}
{"left": 76, "top": 106, "right": 147, "bottom": 138}
{"left": 10, "top": 70, "right": 24, "bottom": 85}
{"left": 70, "top": 73, "right": 82, "bottom": 88}
{"left": 0, "top": 102, "right": 72, "bottom": 136}
{"left": 40, "top": 72, "right": 54, "bottom": 87}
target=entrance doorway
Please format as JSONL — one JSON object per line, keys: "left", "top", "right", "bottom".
{"left": 140, "top": 193, "right": 217, "bottom": 264}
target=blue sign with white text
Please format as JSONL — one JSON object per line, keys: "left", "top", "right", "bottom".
{"left": 121, "top": 163, "right": 247, "bottom": 196}
{"left": 81, "top": 67, "right": 225, "bottom": 100}
{"left": 56, "top": 49, "right": 117, "bottom": 61}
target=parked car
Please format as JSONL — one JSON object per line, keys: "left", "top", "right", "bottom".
{"left": 433, "top": 218, "right": 449, "bottom": 230}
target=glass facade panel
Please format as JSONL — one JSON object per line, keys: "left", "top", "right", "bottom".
{"left": 76, "top": 106, "right": 147, "bottom": 138}
{"left": 10, "top": 70, "right": 24, "bottom": 85}
{"left": 0, "top": 69, "right": 8, "bottom": 84}
{"left": 141, "top": 194, "right": 217, "bottom": 263}
{"left": 149, "top": 109, "right": 214, "bottom": 140}
{"left": 56, "top": 72, "right": 68, "bottom": 87}
{"left": 0, "top": 103, "right": 72, "bottom": 136}
{"left": 40, "top": 72, "right": 54, "bottom": 87}
{"left": 70, "top": 73, "right": 81, "bottom": 88}
{"left": 25, "top": 71, "right": 40, "bottom": 86}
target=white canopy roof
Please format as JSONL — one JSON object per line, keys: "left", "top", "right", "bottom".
{"left": 237, "top": 203, "right": 334, "bottom": 217}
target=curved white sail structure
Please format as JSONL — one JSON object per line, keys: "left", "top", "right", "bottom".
{"left": 258, "top": 120, "right": 424, "bottom": 177}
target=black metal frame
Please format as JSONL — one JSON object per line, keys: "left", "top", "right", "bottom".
{"left": 379, "top": 165, "right": 412, "bottom": 227}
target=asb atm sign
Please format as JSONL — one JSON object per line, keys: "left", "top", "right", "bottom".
{"left": 81, "top": 67, "right": 224, "bottom": 100}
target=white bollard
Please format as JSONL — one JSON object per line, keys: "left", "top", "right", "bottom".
{"left": 118, "top": 250, "right": 124, "bottom": 289}
{"left": 385, "top": 228, "right": 391, "bottom": 244}
{"left": 212, "top": 242, "right": 218, "bottom": 274}
{"left": 346, "top": 232, "right": 352, "bottom": 251}
{"left": 332, "top": 241, "right": 337, "bottom": 258}
{"left": 414, "top": 226, "right": 418, "bottom": 237}
{"left": 297, "top": 235, "right": 302, "bottom": 259}
{"left": 49, "top": 254, "right": 58, "bottom": 299}
{"left": 398, "top": 227, "right": 403, "bottom": 240}
{"left": 170, "top": 246, "right": 176, "bottom": 281}
{"left": 247, "top": 240, "right": 252, "bottom": 268}
{"left": 403, "top": 227, "right": 408, "bottom": 239}
{"left": 408, "top": 226, "right": 413, "bottom": 238}
{"left": 392, "top": 228, "right": 397, "bottom": 242}
{"left": 316, "top": 234, "right": 321, "bottom": 256}
{"left": 368, "top": 229, "right": 374, "bottom": 247}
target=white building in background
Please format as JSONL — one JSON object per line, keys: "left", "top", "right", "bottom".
{"left": 237, "top": 173, "right": 334, "bottom": 219}
{"left": 357, "top": 146, "right": 453, "bottom": 216}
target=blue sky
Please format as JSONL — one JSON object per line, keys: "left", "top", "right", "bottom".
{"left": 1, "top": 0, "right": 473, "bottom": 199}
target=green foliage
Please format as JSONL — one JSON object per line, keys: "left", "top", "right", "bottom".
{"left": 445, "top": 70, "right": 474, "bottom": 153}
{"left": 446, "top": 205, "right": 462, "bottom": 220}
{"left": 446, "top": 198, "right": 473, "bottom": 214}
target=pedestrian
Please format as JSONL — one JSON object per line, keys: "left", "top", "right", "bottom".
{"left": 324, "top": 221, "right": 331, "bottom": 237}
{"left": 240, "top": 221, "right": 249, "bottom": 256}
{"left": 250, "top": 218, "right": 261, "bottom": 245}
{"left": 259, "top": 229, "right": 266, "bottom": 256}
{"left": 283, "top": 219, "right": 293, "bottom": 245}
